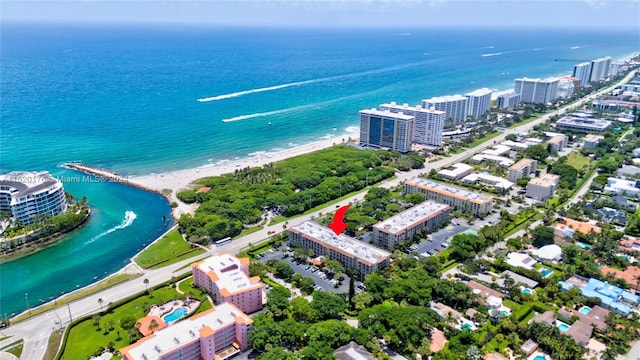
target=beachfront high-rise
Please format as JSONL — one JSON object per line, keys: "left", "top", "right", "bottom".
{"left": 589, "top": 56, "right": 612, "bottom": 83}
{"left": 289, "top": 221, "right": 390, "bottom": 279}
{"left": 0, "top": 171, "right": 68, "bottom": 225}
{"left": 573, "top": 62, "right": 592, "bottom": 88}
{"left": 422, "top": 95, "right": 469, "bottom": 126}
{"left": 192, "top": 253, "right": 264, "bottom": 314}
{"left": 359, "top": 109, "right": 413, "bottom": 153}
{"left": 497, "top": 92, "right": 521, "bottom": 109}
{"left": 465, "top": 88, "right": 492, "bottom": 120}
{"left": 120, "top": 303, "right": 253, "bottom": 360}
{"left": 379, "top": 102, "right": 445, "bottom": 147}
{"left": 514, "top": 77, "right": 559, "bottom": 104}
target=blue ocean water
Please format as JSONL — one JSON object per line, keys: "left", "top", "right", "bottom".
{"left": 0, "top": 24, "right": 638, "bottom": 316}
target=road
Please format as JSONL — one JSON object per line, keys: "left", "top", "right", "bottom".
{"left": 2, "top": 70, "right": 636, "bottom": 360}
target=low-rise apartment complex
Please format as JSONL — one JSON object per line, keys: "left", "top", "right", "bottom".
{"left": 289, "top": 221, "right": 390, "bottom": 279}
{"left": 546, "top": 135, "right": 568, "bottom": 154}
{"left": 373, "top": 201, "right": 451, "bottom": 249}
{"left": 192, "top": 254, "right": 263, "bottom": 314}
{"left": 437, "top": 163, "right": 472, "bottom": 180}
{"left": 526, "top": 173, "right": 560, "bottom": 201}
{"left": 404, "top": 178, "right": 494, "bottom": 217}
{"left": 555, "top": 116, "right": 612, "bottom": 133}
{"left": 508, "top": 158, "right": 538, "bottom": 183}
{"left": 121, "top": 303, "right": 253, "bottom": 360}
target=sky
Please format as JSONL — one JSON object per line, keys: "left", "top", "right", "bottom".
{"left": 1, "top": 0, "right": 639, "bottom": 29}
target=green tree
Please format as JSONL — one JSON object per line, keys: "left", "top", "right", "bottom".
{"left": 291, "top": 297, "right": 317, "bottom": 323}
{"left": 523, "top": 144, "right": 549, "bottom": 162}
{"left": 256, "top": 346, "right": 298, "bottom": 360}
{"left": 311, "top": 291, "right": 345, "bottom": 320}
{"left": 532, "top": 225, "right": 555, "bottom": 248}
{"left": 266, "top": 286, "right": 291, "bottom": 320}
{"left": 324, "top": 259, "right": 345, "bottom": 275}
{"left": 248, "top": 313, "right": 282, "bottom": 351}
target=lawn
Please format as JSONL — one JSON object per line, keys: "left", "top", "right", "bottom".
{"left": 13, "top": 273, "right": 140, "bottom": 323}
{"left": 135, "top": 227, "right": 206, "bottom": 269}
{"left": 565, "top": 151, "right": 593, "bottom": 170}
{"left": 466, "top": 131, "right": 502, "bottom": 148}
{"left": 59, "top": 284, "right": 211, "bottom": 360}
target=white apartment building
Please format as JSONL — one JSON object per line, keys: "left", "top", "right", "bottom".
{"left": 555, "top": 116, "right": 612, "bottom": 133}
{"left": 379, "top": 102, "right": 445, "bottom": 147}
{"left": 373, "top": 201, "right": 451, "bottom": 249}
{"left": 583, "top": 134, "right": 604, "bottom": 148}
{"left": 0, "top": 171, "right": 68, "bottom": 225}
{"left": 508, "top": 158, "right": 538, "bottom": 183}
{"left": 438, "top": 163, "right": 473, "bottom": 180}
{"left": 526, "top": 174, "right": 560, "bottom": 201}
{"left": 289, "top": 221, "right": 390, "bottom": 279}
{"left": 573, "top": 62, "right": 592, "bottom": 88}
{"left": 405, "top": 178, "right": 494, "bottom": 217}
{"left": 547, "top": 135, "right": 568, "bottom": 154}
{"left": 359, "top": 109, "right": 413, "bottom": 153}
{"left": 461, "top": 173, "right": 514, "bottom": 191}
{"left": 604, "top": 178, "right": 640, "bottom": 198}
{"left": 514, "top": 77, "right": 559, "bottom": 104}
{"left": 465, "top": 88, "right": 492, "bottom": 119}
{"left": 422, "top": 95, "right": 469, "bottom": 126}
{"left": 589, "top": 56, "right": 612, "bottom": 83}
{"left": 497, "top": 92, "right": 521, "bottom": 109}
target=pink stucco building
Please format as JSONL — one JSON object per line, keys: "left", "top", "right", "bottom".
{"left": 191, "top": 253, "right": 263, "bottom": 314}
{"left": 120, "top": 302, "right": 253, "bottom": 360}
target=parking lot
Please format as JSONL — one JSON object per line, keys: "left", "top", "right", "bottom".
{"left": 409, "top": 224, "right": 471, "bottom": 257}
{"left": 257, "top": 249, "right": 350, "bottom": 294}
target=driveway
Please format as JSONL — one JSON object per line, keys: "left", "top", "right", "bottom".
{"left": 257, "top": 250, "right": 349, "bottom": 294}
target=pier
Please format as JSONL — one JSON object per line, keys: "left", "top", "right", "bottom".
{"left": 62, "top": 163, "right": 164, "bottom": 197}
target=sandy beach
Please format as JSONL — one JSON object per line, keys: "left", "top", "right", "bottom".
{"left": 133, "top": 132, "right": 359, "bottom": 218}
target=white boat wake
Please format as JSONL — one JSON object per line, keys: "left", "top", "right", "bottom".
{"left": 85, "top": 211, "right": 137, "bottom": 245}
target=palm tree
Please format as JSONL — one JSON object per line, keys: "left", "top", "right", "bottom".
{"left": 143, "top": 278, "right": 149, "bottom": 293}
{"left": 97, "top": 298, "right": 104, "bottom": 312}
{"left": 148, "top": 319, "right": 159, "bottom": 332}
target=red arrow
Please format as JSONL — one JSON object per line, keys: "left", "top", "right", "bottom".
{"left": 328, "top": 205, "right": 350, "bottom": 235}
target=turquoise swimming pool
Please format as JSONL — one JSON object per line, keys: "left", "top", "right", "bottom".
{"left": 557, "top": 322, "right": 570, "bottom": 332}
{"left": 579, "top": 306, "right": 592, "bottom": 315}
{"left": 539, "top": 268, "right": 553, "bottom": 278}
{"left": 522, "top": 288, "right": 533, "bottom": 295}
{"left": 534, "top": 355, "right": 547, "bottom": 360}
{"left": 163, "top": 307, "right": 188, "bottom": 323}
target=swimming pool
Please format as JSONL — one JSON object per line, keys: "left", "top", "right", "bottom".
{"left": 539, "top": 268, "right": 553, "bottom": 278}
{"left": 522, "top": 288, "right": 533, "bottom": 295}
{"left": 163, "top": 307, "right": 188, "bottom": 323}
{"left": 576, "top": 241, "right": 592, "bottom": 249}
{"left": 534, "top": 355, "right": 547, "bottom": 360}
{"left": 557, "top": 322, "right": 570, "bottom": 332}
{"left": 579, "top": 306, "right": 592, "bottom": 315}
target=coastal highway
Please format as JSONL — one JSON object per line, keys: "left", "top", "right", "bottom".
{"left": 2, "top": 70, "right": 636, "bottom": 360}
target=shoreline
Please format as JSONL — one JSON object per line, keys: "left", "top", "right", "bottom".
{"left": 132, "top": 130, "right": 360, "bottom": 218}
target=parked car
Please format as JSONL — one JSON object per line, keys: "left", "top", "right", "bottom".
{"left": 441, "top": 243, "right": 449, "bottom": 248}
{"left": 434, "top": 248, "right": 441, "bottom": 252}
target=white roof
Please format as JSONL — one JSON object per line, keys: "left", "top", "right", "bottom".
{"left": 373, "top": 201, "right": 451, "bottom": 235}
{"left": 438, "top": 163, "right": 472, "bottom": 178}
{"left": 506, "top": 252, "right": 538, "bottom": 270}
{"left": 406, "top": 178, "right": 493, "bottom": 203}
{"left": 423, "top": 94, "right": 467, "bottom": 103}
{"left": 291, "top": 221, "right": 390, "bottom": 264}
{"left": 471, "top": 154, "right": 514, "bottom": 167}
{"left": 534, "top": 244, "right": 562, "bottom": 261}
{"left": 465, "top": 88, "right": 492, "bottom": 97}
{"left": 461, "top": 173, "right": 514, "bottom": 190}
{"left": 482, "top": 145, "right": 511, "bottom": 156}
{"left": 194, "top": 254, "right": 259, "bottom": 295}
{"left": 359, "top": 108, "right": 414, "bottom": 120}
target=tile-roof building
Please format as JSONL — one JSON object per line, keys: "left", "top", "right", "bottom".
{"left": 192, "top": 254, "right": 264, "bottom": 314}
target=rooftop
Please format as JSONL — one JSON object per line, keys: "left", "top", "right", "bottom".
{"left": 0, "top": 171, "right": 62, "bottom": 199}
{"left": 423, "top": 94, "right": 467, "bottom": 103}
{"left": 380, "top": 102, "right": 445, "bottom": 115}
{"left": 482, "top": 144, "right": 511, "bottom": 156}
{"left": 438, "top": 163, "right": 472, "bottom": 178}
{"left": 510, "top": 158, "right": 537, "bottom": 171}
{"left": 547, "top": 135, "right": 566, "bottom": 145}
{"left": 466, "top": 280, "right": 503, "bottom": 300}
{"left": 555, "top": 217, "right": 602, "bottom": 235}
{"left": 121, "top": 303, "right": 252, "bottom": 360}
{"left": 373, "top": 201, "right": 451, "bottom": 235}
{"left": 193, "top": 254, "right": 261, "bottom": 296}
{"left": 528, "top": 173, "right": 560, "bottom": 187}
{"left": 461, "top": 173, "right": 514, "bottom": 190}
{"left": 334, "top": 341, "right": 374, "bottom": 360}
{"left": 556, "top": 116, "right": 612, "bottom": 130}
{"left": 359, "top": 108, "right": 414, "bottom": 121}
{"left": 291, "top": 221, "right": 390, "bottom": 265}
{"left": 584, "top": 134, "right": 604, "bottom": 142}
{"left": 506, "top": 252, "right": 537, "bottom": 270}
{"left": 406, "top": 178, "right": 494, "bottom": 204}
{"left": 466, "top": 88, "right": 492, "bottom": 97}
{"left": 471, "top": 154, "right": 514, "bottom": 167}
